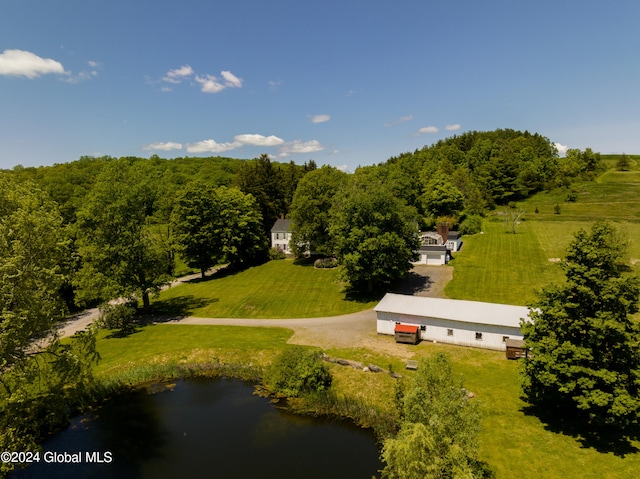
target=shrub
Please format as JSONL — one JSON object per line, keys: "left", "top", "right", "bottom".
{"left": 268, "top": 247, "right": 286, "bottom": 260}
{"left": 459, "top": 215, "right": 483, "bottom": 235}
{"left": 97, "top": 300, "right": 138, "bottom": 332}
{"left": 314, "top": 257, "right": 338, "bottom": 269}
{"left": 263, "top": 346, "right": 332, "bottom": 397}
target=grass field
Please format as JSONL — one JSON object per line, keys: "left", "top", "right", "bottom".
{"left": 445, "top": 219, "right": 565, "bottom": 305}
{"left": 151, "top": 259, "right": 379, "bottom": 318}
{"left": 446, "top": 162, "right": 640, "bottom": 305}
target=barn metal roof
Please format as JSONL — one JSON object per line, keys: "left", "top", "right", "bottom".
{"left": 374, "top": 293, "right": 531, "bottom": 328}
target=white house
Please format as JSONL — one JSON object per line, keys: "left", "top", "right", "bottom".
{"left": 412, "top": 228, "right": 462, "bottom": 265}
{"left": 375, "top": 293, "right": 531, "bottom": 351}
{"left": 271, "top": 218, "right": 292, "bottom": 253}
{"left": 445, "top": 231, "right": 462, "bottom": 252}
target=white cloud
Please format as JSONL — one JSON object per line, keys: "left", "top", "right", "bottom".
{"left": 195, "top": 70, "right": 243, "bottom": 94}
{"left": 268, "top": 80, "right": 284, "bottom": 91}
{"left": 554, "top": 143, "right": 569, "bottom": 156}
{"left": 311, "top": 114, "right": 331, "bottom": 124}
{"left": 384, "top": 114, "right": 414, "bottom": 127}
{"left": 445, "top": 124, "right": 461, "bottom": 131}
{"left": 279, "top": 140, "right": 324, "bottom": 156}
{"left": 186, "top": 139, "right": 241, "bottom": 153}
{"left": 163, "top": 65, "right": 194, "bottom": 84}
{"left": 195, "top": 74, "right": 226, "bottom": 93}
{"left": 0, "top": 49, "right": 66, "bottom": 78}
{"left": 143, "top": 142, "right": 183, "bottom": 151}
{"left": 63, "top": 60, "right": 101, "bottom": 83}
{"left": 221, "top": 70, "right": 242, "bottom": 88}
{"left": 160, "top": 66, "right": 242, "bottom": 94}
{"left": 416, "top": 126, "right": 439, "bottom": 135}
{"left": 336, "top": 164, "right": 349, "bottom": 173}
{"left": 234, "top": 134, "right": 284, "bottom": 146}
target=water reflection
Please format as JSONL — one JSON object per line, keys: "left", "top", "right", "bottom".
{"left": 12, "top": 379, "right": 381, "bottom": 479}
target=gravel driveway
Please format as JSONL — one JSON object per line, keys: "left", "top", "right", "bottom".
{"left": 60, "top": 266, "right": 452, "bottom": 359}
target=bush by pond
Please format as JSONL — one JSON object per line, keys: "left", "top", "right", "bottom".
{"left": 263, "top": 346, "right": 332, "bottom": 397}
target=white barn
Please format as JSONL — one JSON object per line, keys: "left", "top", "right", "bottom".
{"left": 375, "top": 293, "right": 531, "bottom": 351}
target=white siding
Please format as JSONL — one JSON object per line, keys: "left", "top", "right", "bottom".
{"left": 413, "top": 251, "right": 447, "bottom": 265}
{"left": 375, "top": 294, "right": 528, "bottom": 351}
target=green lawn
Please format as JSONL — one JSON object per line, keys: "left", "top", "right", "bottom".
{"left": 151, "top": 259, "right": 379, "bottom": 318}
{"left": 446, "top": 164, "right": 640, "bottom": 305}
{"left": 93, "top": 324, "right": 293, "bottom": 378}
{"left": 445, "top": 219, "right": 563, "bottom": 305}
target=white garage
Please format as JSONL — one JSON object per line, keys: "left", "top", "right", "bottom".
{"left": 413, "top": 245, "right": 450, "bottom": 265}
{"left": 375, "top": 293, "right": 531, "bottom": 351}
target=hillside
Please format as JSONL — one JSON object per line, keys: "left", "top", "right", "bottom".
{"left": 445, "top": 154, "right": 640, "bottom": 305}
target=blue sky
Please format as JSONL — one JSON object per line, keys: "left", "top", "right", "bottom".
{"left": 1, "top": 1, "right": 639, "bottom": 171}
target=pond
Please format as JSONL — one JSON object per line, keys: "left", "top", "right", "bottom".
{"left": 11, "top": 379, "right": 383, "bottom": 479}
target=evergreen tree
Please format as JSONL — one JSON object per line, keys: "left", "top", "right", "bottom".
{"left": 522, "top": 222, "right": 640, "bottom": 435}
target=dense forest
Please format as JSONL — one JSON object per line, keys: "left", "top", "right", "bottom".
{"left": 2, "top": 129, "right": 602, "bottom": 301}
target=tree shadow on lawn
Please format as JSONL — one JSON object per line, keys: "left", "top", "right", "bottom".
{"left": 342, "top": 284, "right": 386, "bottom": 304}
{"left": 520, "top": 403, "right": 640, "bottom": 456}
{"left": 183, "top": 262, "right": 259, "bottom": 284}
{"left": 141, "top": 295, "right": 218, "bottom": 323}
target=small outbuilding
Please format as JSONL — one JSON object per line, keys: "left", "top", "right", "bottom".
{"left": 394, "top": 323, "right": 420, "bottom": 344}
{"left": 375, "top": 293, "right": 531, "bottom": 351}
{"left": 505, "top": 338, "right": 528, "bottom": 359}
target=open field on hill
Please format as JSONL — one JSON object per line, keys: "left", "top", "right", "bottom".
{"left": 92, "top": 324, "right": 640, "bottom": 479}
{"left": 446, "top": 164, "right": 640, "bottom": 305}
{"left": 151, "top": 259, "right": 379, "bottom": 318}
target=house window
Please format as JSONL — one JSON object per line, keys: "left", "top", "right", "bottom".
{"left": 276, "top": 233, "right": 280, "bottom": 239}
{"left": 447, "top": 329, "right": 454, "bottom": 336}
{"left": 502, "top": 336, "right": 509, "bottom": 343}
{"left": 475, "top": 332, "right": 483, "bottom": 341}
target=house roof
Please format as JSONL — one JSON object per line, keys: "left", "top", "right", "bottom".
{"left": 374, "top": 293, "right": 531, "bottom": 328}
{"left": 505, "top": 338, "right": 526, "bottom": 348}
{"left": 271, "top": 218, "right": 291, "bottom": 232}
{"left": 418, "top": 245, "right": 448, "bottom": 252}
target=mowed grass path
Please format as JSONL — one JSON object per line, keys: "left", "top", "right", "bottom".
{"left": 153, "top": 259, "right": 378, "bottom": 318}
{"left": 445, "top": 220, "right": 564, "bottom": 305}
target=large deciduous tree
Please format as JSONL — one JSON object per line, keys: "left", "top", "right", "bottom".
{"left": 171, "top": 183, "right": 265, "bottom": 277}
{"left": 75, "top": 159, "right": 171, "bottom": 309}
{"left": 0, "top": 174, "right": 69, "bottom": 370}
{"left": 1, "top": 174, "right": 98, "bottom": 467}
{"left": 330, "top": 172, "right": 419, "bottom": 292}
{"left": 170, "top": 181, "right": 221, "bottom": 278}
{"left": 522, "top": 222, "right": 640, "bottom": 435}
{"left": 214, "top": 185, "right": 265, "bottom": 265}
{"left": 288, "top": 165, "right": 348, "bottom": 256}
{"left": 421, "top": 172, "right": 465, "bottom": 219}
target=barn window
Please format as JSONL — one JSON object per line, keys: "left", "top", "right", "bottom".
{"left": 475, "top": 332, "right": 483, "bottom": 341}
{"left": 502, "top": 336, "right": 509, "bottom": 343}
{"left": 447, "top": 329, "right": 454, "bottom": 336}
